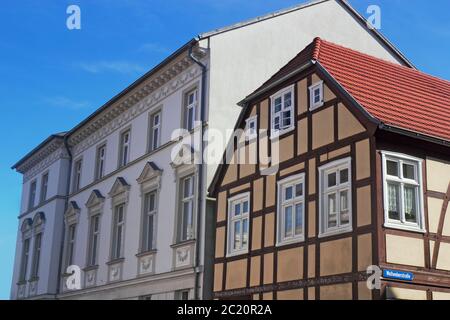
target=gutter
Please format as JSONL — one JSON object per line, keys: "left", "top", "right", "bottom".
{"left": 56, "top": 135, "right": 73, "bottom": 297}
{"left": 188, "top": 43, "right": 207, "bottom": 300}
{"left": 378, "top": 123, "right": 450, "bottom": 147}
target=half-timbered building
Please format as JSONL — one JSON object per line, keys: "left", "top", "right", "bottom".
{"left": 208, "top": 38, "right": 450, "bottom": 300}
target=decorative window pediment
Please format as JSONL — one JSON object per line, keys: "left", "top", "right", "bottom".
{"left": 32, "top": 212, "right": 46, "bottom": 233}
{"left": 65, "top": 201, "right": 80, "bottom": 225}
{"left": 85, "top": 189, "right": 105, "bottom": 215}
{"left": 108, "top": 177, "right": 130, "bottom": 207}
{"left": 21, "top": 218, "right": 33, "bottom": 238}
{"left": 137, "top": 162, "right": 162, "bottom": 184}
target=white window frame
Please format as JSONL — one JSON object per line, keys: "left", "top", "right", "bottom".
{"left": 142, "top": 190, "right": 157, "bottom": 252}
{"left": 40, "top": 172, "right": 49, "bottom": 203}
{"left": 95, "top": 144, "right": 106, "bottom": 180}
{"left": 73, "top": 158, "right": 83, "bottom": 192}
{"left": 381, "top": 151, "right": 425, "bottom": 233}
{"left": 149, "top": 110, "right": 162, "bottom": 151}
{"left": 179, "top": 175, "right": 195, "bottom": 242}
{"left": 31, "top": 232, "right": 42, "bottom": 278}
{"left": 28, "top": 180, "right": 37, "bottom": 210}
{"left": 119, "top": 129, "right": 131, "bottom": 168}
{"left": 19, "top": 238, "right": 30, "bottom": 282}
{"left": 309, "top": 81, "right": 324, "bottom": 110}
{"left": 65, "top": 224, "right": 76, "bottom": 268}
{"left": 319, "top": 157, "right": 353, "bottom": 237}
{"left": 245, "top": 115, "right": 258, "bottom": 141}
{"left": 87, "top": 214, "right": 100, "bottom": 266}
{"left": 276, "top": 173, "right": 306, "bottom": 246}
{"left": 227, "top": 192, "right": 250, "bottom": 257}
{"left": 270, "top": 85, "right": 295, "bottom": 139}
{"left": 111, "top": 203, "right": 125, "bottom": 260}
{"left": 184, "top": 89, "right": 198, "bottom": 131}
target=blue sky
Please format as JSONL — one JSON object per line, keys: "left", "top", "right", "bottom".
{"left": 0, "top": 0, "right": 449, "bottom": 299}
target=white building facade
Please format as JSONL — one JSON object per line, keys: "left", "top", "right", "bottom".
{"left": 10, "top": 0, "right": 414, "bottom": 300}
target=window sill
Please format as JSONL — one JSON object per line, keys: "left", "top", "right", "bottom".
{"left": 309, "top": 101, "right": 324, "bottom": 111}
{"left": 276, "top": 236, "right": 305, "bottom": 247}
{"left": 171, "top": 239, "right": 196, "bottom": 248}
{"left": 226, "top": 249, "right": 249, "bottom": 258}
{"left": 270, "top": 126, "right": 295, "bottom": 140}
{"left": 28, "top": 277, "right": 39, "bottom": 282}
{"left": 83, "top": 265, "right": 99, "bottom": 272}
{"left": 318, "top": 227, "right": 353, "bottom": 239}
{"left": 383, "top": 223, "right": 426, "bottom": 234}
{"left": 136, "top": 249, "right": 157, "bottom": 257}
{"left": 106, "top": 258, "right": 125, "bottom": 266}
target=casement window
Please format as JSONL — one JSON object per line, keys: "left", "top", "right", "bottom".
{"left": 31, "top": 233, "right": 42, "bottom": 278}
{"left": 73, "top": 159, "right": 83, "bottom": 192}
{"left": 28, "top": 180, "right": 37, "bottom": 210}
{"left": 19, "top": 238, "right": 30, "bottom": 282}
{"left": 65, "top": 224, "right": 76, "bottom": 268}
{"left": 381, "top": 152, "right": 425, "bottom": 232}
{"left": 142, "top": 191, "right": 157, "bottom": 252}
{"left": 40, "top": 173, "right": 49, "bottom": 203}
{"left": 87, "top": 215, "right": 100, "bottom": 266}
{"left": 184, "top": 89, "right": 198, "bottom": 131}
{"left": 111, "top": 204, "right": 125, "bottom": 260}
{"left": 179, "top": 175, "right": 195, "bottom": 241}
{"left": 119, "top": 130, "right": 131, "bottom": 167}
{"left": 245, "top": 116, "right": 258, "bottom": 140}
{"left": 149, "top": 111, "right": 162, "bottom": 151}
{"left": 319, "top": 158, "right": 352, "bottom": 237}
{"left": 270, "top": 85, "right": 294, "bottom": 138}
{"left": 309, "top": 81, "right": 324, "bottom": 110}
{"left": 227, "top": 193, "right": 250, "bottom": 256}
{"left": 277, "top": 173, "right": 305, "bottom": 245}
{"left": 95, "top": 144, "right": 106, "bottom": 180}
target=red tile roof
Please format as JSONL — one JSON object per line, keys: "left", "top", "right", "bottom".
{"left": 251, "top": 37, "right": 450, "bottom": 142}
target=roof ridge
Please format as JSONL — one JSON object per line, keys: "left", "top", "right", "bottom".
{"left": 312, "top": 36, "right": 322, "bottom": 60}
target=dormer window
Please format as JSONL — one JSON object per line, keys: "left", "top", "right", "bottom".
{"left": 309, "top": 81, "right": 324, "bottom": 110}
{"left": 270, "top": 85, "right": 294, "bottom": 138}
{"left": 245, "top": 116, "right": 257, "bottom": 140}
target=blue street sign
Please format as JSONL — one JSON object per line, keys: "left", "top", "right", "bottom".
{"left": 382, "top": 269, "right": 414, "bottom": 281}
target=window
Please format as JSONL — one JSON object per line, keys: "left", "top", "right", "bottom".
{"left": 270, "top": 85, "right": 294, "bottom": 138}
{"left": 119, "top": 130, "right": 131, "bottom": 167}
{"left": 319, "top": 158, "right": 352, "bottom": 237}
{"left": 245, "top": 116, "right": 258, "bottom": 140}
{"left": 142, "top": 191, "right": 157, "bottom": 252}
{"left": 227, "top": 193, "right": 250, "bottom": 256}
{"left": 73, "top": 159, "right": 82, "bottom": 192}
{"left": 179, "top": 176, "right": 194, "bottom": 241}
{"left": 309, "top": 81, "right": 324, "bottom": 110}
{"left": 28, "top": 180, "right": 37, "bottom": 210}
{"left": 277, "top": 174, "right": 305, "bottom": 245}
{"left": 111, "top": 204, "right": 125, "bottom": 260}
{"left": 65, "top": 224, "right": 76, "bottom": 268}
{"left": 95, "top": 144, "right": 106, "bottom": 180}
{"left": 382, "top": 152, "right": 425, "bottom": 232}
{"left": 175, "top": 290, "right": 190, "bottom": 300}
{"left": 184, "top": 89, "right": 198, "bottom": 131}
{"left": 87, "top": 215, "right": 100, "bottom": 266}
{"left": 31, "top": 233, "right": 42, "bottom": 278}
{"left": 149, "top": 111, "right": 161, "bottom": 151}
{"left": 19, "top": 238, "right": 30, "bottom": 282}
{"left": 40, "top": 173, "right": 49, "bottom": 203}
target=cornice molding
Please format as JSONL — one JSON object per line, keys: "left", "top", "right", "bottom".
{"left": 70, "top": 57, "right": 203, "bottom": 156}
{"left": 22, "top": 146, "right": 69, "bottom": 183}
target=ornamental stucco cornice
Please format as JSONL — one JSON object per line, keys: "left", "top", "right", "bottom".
{"left": 70, "top": 57, "right": 203, "bottom": 156}
{"left": 22, "top": 144, "right": 69, "bottom": 183}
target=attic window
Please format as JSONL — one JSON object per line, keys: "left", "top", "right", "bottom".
{"left": 270, "top": 85, "right": 294, "bottom": 138}
{"left": 309, "top": 81, "right": 324, "bottom": 110}
{"left": 245, "top": 116, "right": 257, "bottom": 140}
